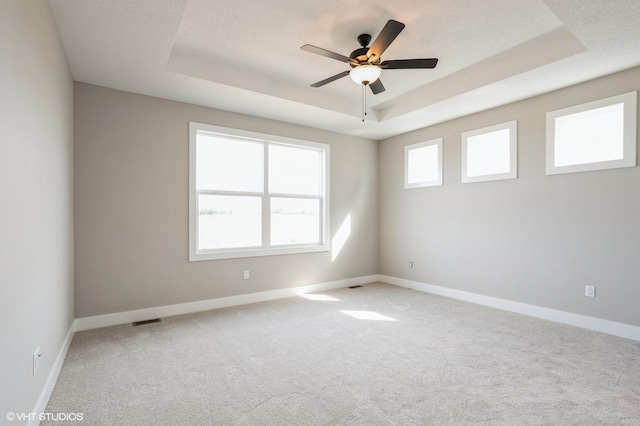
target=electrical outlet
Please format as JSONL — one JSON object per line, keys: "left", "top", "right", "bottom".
{"left": 243, "top": 270, "right": 250, "bottom": 280}
{"left": 585, "top": 285, "right": 596, "bottom": 298}
{"left": 409, "top": 261, "right": 414, "bottom": 268}
{"left": 33, "top": 347, "right": 42, "bottom": 376}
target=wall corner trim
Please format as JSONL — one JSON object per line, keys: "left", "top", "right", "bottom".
{"left": 381, "top": 275, "right": 640, "bottom": 342}
{"left": 75, "top": 275, "right": 381, "bottom": 332}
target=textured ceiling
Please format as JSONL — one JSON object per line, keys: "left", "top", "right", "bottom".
{"left": 49, "top": 0, "right": 640, "bottom": 140}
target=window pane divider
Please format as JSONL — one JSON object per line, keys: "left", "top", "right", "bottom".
{"left": 268, "top": 193, "right": 322, "bottom": 200}
{"left": 196, "top": 189, "right": 264, "bottom": 197}
{"left": 262, "top": 143, "right": 271, "bottom": 248}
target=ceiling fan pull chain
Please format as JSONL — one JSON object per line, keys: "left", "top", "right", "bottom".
{"left": 361, "top": 83, "right": 370, "bottom": 123}
{"left": 362, "top": 83, "right": 366, "bottom": 122}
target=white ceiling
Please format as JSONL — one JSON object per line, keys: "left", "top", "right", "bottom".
{"left": 49, "top": 0, "right": 640, "bottom": 140}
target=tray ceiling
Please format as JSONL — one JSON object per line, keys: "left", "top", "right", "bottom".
{"left": 50, "top": 0, "right": 640, "bottom": 139}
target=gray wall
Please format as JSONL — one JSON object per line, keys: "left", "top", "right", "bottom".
{"left": 74, "top": 83, "right": 379, "bottom": 318}
{"left": 0, "top": 0, "right": 75, "bottom": 420}
{"left": 379, "top": 66, "right": 640, "bottom": 327}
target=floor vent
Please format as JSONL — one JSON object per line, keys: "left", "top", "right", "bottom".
{"left": 132, "top": 318, "right": 161, "bottom": 327}
{"left": 348, "top": 285, "right": 363, "bottom": 289}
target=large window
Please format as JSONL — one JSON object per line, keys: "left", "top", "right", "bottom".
{"left": 546, "top": 91, "right": 637, "bottom": 175}
{"left": 189, "top": 122, "right": 329, "bottom": 261}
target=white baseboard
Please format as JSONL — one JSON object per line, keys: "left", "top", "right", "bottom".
{"left": 75, "top": 275, "right": 380, "bottom": 331}
{"left": 381, "top": 275, "right": 640, "bottom": 342}
{"left": 75, "top": 274, "right": 640, "bottom": 341}
{"left": 29, "top": 321, "right": 75, "bottom": 426}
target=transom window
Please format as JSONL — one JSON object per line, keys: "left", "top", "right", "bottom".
{"left": 404, "top": 138, "right": 443, "bottom": 189}
{"left": 461, "top": 120, "right": 518, "bottom": 184}
{"left": 189, "top": 122, "right": 329, "bottom": 261}
{"left": 546, "top": 91, "right": 637, "bottom": 175}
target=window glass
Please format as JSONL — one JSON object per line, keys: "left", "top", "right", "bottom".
{"left": 466, "top": 128, "right": 511, "bottom": 177}
{"left": 554, "top": 103, "right": 624, "bottom": 167}
{"left": 196, "top": 134, "right": 263, "bottom": 192}
{"left": 197, "top": 195, "right": 261, "bottom": 250}
{"left": 408, "top": 144, "right": 438, "bottom": 184}
{"left": 271, "top": 198, "right": 320, "bottom": 246}
{"left": 269, "top": 144, "right": 321, "bottom": 196}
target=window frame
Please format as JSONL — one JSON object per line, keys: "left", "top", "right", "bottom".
{"left": 546, "top": 91, "right": 637, "bottom": 175}
{"left": 404, "top": 138, "right": 443, "bottom": 189}
{"left": 461, "top": 120, "right": 518, "bottom": 184}
{"left": 189, "top": 122, "right": 330, "bottom": 261}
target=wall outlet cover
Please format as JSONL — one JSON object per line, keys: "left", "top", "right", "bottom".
{"left": 33, "top": 347, "right": 42, "bottom": 375}
{"left": 585, "top": 285, "right": 596, "bottom": 298}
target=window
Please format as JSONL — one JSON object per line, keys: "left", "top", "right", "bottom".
{"left": 461, "top": 120, "right": 517, "bottom": 183}
{"left": 546, "top": 91, "right": 637, "bottom": 175}
{"left": 189, "top": 122, "right": 329, "bottom": 261}
{"left": 404, "top": 138, "right": 443, "bottom": 188}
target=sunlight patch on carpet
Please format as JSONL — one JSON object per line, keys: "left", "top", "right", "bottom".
{"left": 301, "top": 294, "right": 340, "bottom": 301}
{"left": 340, "top": 310, "right": 396, "bottom": 321}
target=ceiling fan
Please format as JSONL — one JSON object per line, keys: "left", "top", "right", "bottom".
{"left": 301, "top": 19, "right": 438, "bottom": 94}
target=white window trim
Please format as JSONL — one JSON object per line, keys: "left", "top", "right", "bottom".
{"left": 404, "top": 138, "right": 443, "bottom": 189}
{"left": 189, "top": 122, "right": 330, "bottom": 261}
{"left": 546, "top": 91, "right": 637, "bottom": 175}
{"left": 461, "top": 120, "right": 518, "bottom": 184}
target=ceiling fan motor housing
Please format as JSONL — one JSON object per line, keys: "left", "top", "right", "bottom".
{"left": 357, "top": 33, "right": 371, "bottom": 47}
{"left": 350, "top": 34, "right": 374, "bottom": 67}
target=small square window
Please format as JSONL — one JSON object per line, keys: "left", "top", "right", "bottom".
{"left": 462, "top": 121, "right": 517, "bottom": 183}
{"left": 546, "top": 91, "right": 637, "bottom": 175}
{"left": 404, "top": 138, "right": 443, "bottom": 189}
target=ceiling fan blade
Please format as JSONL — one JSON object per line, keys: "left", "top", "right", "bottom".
{"left": 369, "top": 79, "right": 385, "bottom": 94}
{"left": 310, "top": 70, "right": 351, "bottom": 87}
{"left": 367, "top": 20, "right": 405, "bottom": 61}
{"left": 381, "top": 58, "right": 439, "bottom": 69}
{"left": 301, "top": 44, "right": 355, "bottom": 64}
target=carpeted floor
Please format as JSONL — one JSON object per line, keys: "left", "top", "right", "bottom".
{"left": 45, "top": 282, "right": 640, "bottom": 425}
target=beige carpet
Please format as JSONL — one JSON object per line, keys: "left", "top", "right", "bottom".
{"left": 45, "top": 283, "right": 640, "bottom": 425}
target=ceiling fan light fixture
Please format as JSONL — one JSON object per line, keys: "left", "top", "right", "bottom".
{"left": 349, "top": 65, "right": 381, "bottom": 85}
